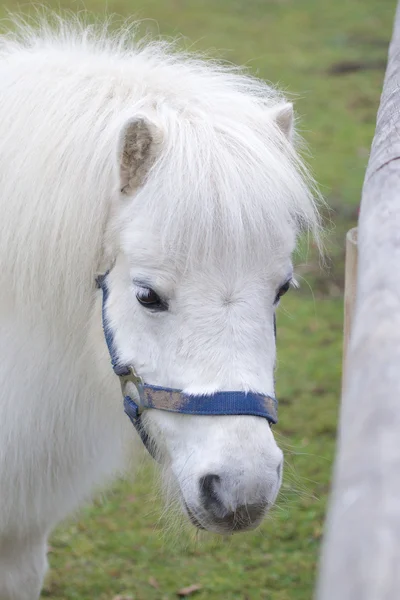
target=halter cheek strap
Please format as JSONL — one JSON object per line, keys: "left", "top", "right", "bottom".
{"left": 96, "top": 273, "right": 278, "bottom": 459}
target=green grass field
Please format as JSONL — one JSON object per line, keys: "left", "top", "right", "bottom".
{"left": 0, "top": 0, "right": 395, "bottom": 598}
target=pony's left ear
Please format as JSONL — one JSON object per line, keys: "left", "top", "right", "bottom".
{"left": 118, "top": 116, "right": 162, "bottom": 196}
{"left": 270, "top": 102, "right": 294, "bottom": 141}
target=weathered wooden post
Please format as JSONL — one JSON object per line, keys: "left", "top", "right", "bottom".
{"left": 316, "top": 2, "right": 400, "bottom": 598}
{"left": 343, "top": 227, "right": 358, "bottom": 376}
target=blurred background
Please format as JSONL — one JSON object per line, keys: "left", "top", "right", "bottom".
{"left": 1, "top": 0, "right": 395, "bottom": 598}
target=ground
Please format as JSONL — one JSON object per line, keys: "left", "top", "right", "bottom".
{"left": 0, "top": 0, "right": 395, "bottom": 598}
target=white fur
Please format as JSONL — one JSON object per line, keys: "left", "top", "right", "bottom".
{"left": 0, "top": 14, "right": 321, "bottom": 599}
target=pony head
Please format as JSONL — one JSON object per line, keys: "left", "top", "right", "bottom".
{"left": 101, "top": 68, "right": 320, "bottom": 533}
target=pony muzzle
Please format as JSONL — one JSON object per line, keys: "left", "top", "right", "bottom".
{"left": 183, "top": 472, "right": 274, "bottom": 534}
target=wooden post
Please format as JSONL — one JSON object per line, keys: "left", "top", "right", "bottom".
{"left": 343, "top": 227, "right": 358, "bottom": 374}
{"left": 316, "top": 2, "right": 400, "bottom": 598}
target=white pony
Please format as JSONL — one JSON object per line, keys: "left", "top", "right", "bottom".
{"left": 0, "top": 14, "right": 320, "bottom": 600}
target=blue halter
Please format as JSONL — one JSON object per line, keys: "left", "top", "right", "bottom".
{"left": 96, "top": 273, "right": 278, "bottom": 459}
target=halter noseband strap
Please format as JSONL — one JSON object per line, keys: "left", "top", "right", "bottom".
{"left": 96, "top": 272, "right": 278, "bottom": 459}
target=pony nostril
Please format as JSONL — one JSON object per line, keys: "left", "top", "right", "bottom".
{"left": 276, "top": 460, "right": 283, "bottom": 479}
{"left": 199, "top": 473, "right": 222, "bottom": 511}
{"left": 195, "top": 474, "right": 270, "bottom": 531}
{"left": 200, "top": 473, "right": 221, "bottom": 495}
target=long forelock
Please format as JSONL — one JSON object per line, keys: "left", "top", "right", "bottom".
{"left": 127, "top": 105, "right": 321, "bottom": 268}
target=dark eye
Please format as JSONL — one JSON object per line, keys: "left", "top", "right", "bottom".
{"left": 274, "top": 280, "right": 291, "bottom": 304}
{"left": 136, "top": 287, "right": 167, "bottom": 310}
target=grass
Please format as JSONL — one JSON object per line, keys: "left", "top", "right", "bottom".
{"left": 0, "top": 0, "right": 395, "bottom": 598}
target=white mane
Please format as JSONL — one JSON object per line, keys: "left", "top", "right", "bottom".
{"left": 0, "top": 14, "right": 320, "bottom": 319}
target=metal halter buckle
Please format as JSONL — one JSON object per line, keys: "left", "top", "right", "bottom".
{"left": 118, "top": 366, "right": 145, "bottom": 410}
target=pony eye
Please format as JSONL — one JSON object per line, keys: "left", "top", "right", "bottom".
{"left": 136, "top": 287, "right": 166, "bottom": 310}
{"left": 274, "top": 280, "right": 291, "bottom": 304}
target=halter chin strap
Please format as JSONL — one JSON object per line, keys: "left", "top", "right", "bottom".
{"left": 96, "top": 272, "right": 278, "bottom": 460}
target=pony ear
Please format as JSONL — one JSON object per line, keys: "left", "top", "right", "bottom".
{"left": 118, "top": 116, "right": 162, "bottom": 195}
{"left": 270, "top": 102, "right": 294, "bottom": 141}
